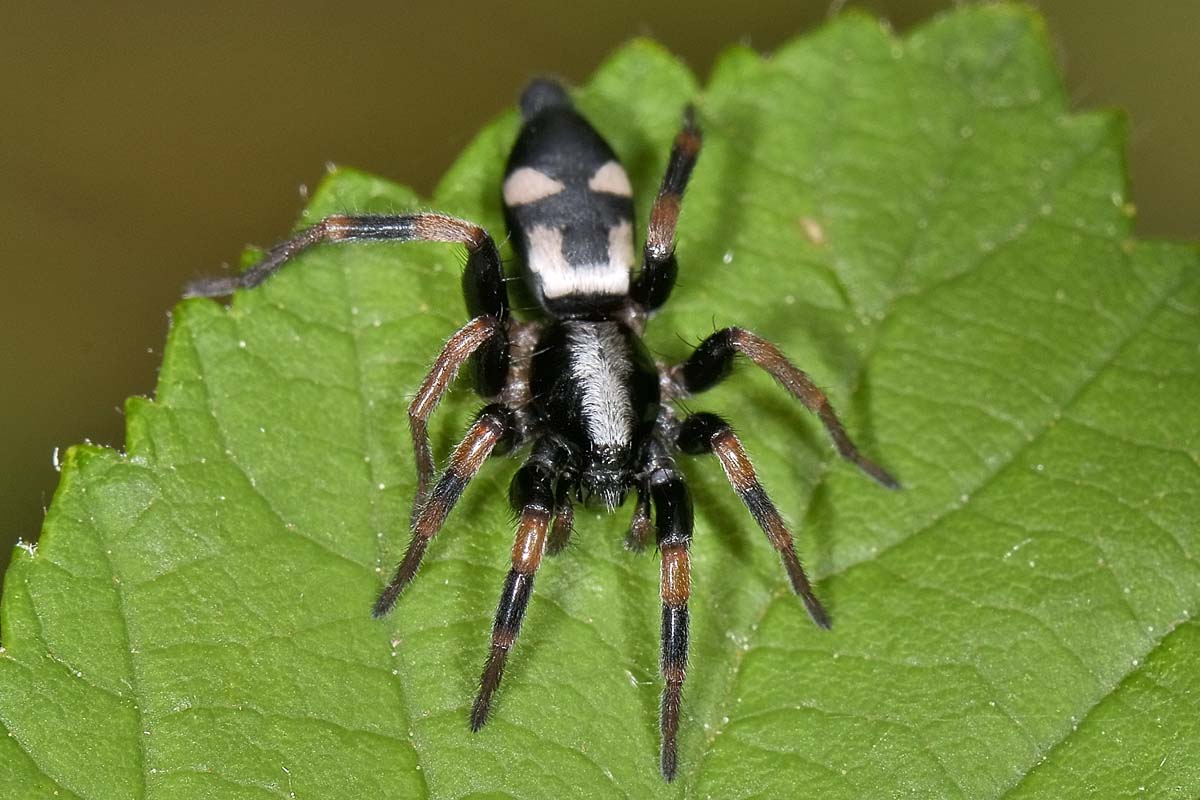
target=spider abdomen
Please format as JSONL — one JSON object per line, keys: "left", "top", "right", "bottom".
{"left": 503, "top": 80, "right": 636, "bottom": 318}
{"left": 530, "top": 319, "right": 659, "bottom": 508}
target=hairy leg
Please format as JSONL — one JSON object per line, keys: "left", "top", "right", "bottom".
{"left": 677, "top": 412, "right": 830, "bottom": 629}
{"left": 672, "top": 327, "right": 898, "bottom": 489}
{"left": 374, "top": 404, "right": 515, "bottom": 617}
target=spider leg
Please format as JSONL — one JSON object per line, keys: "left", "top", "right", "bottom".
{"left": 545, "top": 481, "right": 575, "bottom": 556}
{"left": 632, "top": 106, "right": 702, "bottom": 312}
{"left": 185, "top": 211, "right": 515, "bottom": 513}
{"left": 373, "top": 403, "right": 516, "bottom": 618}
{"left": 644, "top": 444, "right": 694, "bottom": 782}
{"left": 671, "top": 327, "right": 899, "bottom": 489}
{"left": 677, "top": 412, "right": 830, "bottom": 629}
{"left": 408, "top": 316, "right": 506, "bottom": 520}
{"left": 624, "top": 484, "right": 653, "bottom": 552}
{"left": 184, "top": 213, "right": 509, "bottom": 321}
{"left": 471, "top": 440, "right": 569, "bottom": 730}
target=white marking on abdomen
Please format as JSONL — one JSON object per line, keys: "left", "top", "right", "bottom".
{"left": 526, "top": 224, "right": 631, "bottom": 300}
{"left": 567, "top": 322, "right": 633, "bottom": 448}
{"left": 504, "top": 167, "right": 566, "bottom": 206}
{"left": 588, "top": 160, "right": 633, "bottom": 196}
{"left": 608, "top": 220, "right": 634, "bottom": 271}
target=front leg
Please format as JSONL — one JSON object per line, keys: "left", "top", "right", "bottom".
{"left": 471, "top": 438, "right": 572, "bottom": 730}
{"left": 645, "top": 452, "right": 694, "bottom": 781}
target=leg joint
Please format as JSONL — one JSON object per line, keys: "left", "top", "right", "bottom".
{"left": 474, "top": 403, "right": 517, "bottom": 455}
{"left": 651, "top": 477, "right": 693, "bottom": 548}
{"left": 677, "top": 328, "right": 742, "bottom": 393}
{"left": 676, "top": 412, "right": 731, "bottom": 455}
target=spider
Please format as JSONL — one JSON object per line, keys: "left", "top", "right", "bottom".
{"left": 186, "top": 78, "right": 898, "bottom": 781}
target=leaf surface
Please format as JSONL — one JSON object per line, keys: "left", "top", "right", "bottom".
{"left": 3, "top": 7, "right": 1198, "bottom": 798}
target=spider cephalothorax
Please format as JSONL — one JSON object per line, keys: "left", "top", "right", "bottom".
{"left": 186, "top": 78, "right": 897, "bottom": 781}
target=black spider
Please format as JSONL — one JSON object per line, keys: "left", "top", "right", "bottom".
{"left": 186, "top": 78, "right": 898, "bottom": 781}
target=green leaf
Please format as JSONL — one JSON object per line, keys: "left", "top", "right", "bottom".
{"left": 3, "top": 6, "right": 1198, "bottom": 798}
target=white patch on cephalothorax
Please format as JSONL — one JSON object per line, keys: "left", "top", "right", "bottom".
{"left": 567, "top": 322, "right": 633, "bottom": 448}
{"left": 503, "top": 167, "right": 566, "bottom": 206}
{"left": 526, "top": 224, "right": 631, "bottom": 300}
{"left": 588, "top": 160, "right": 633, "bottom": 197}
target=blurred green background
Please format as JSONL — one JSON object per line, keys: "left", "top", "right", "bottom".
{"left": 2, "top": 1, "right": 1197, "bottom": 583}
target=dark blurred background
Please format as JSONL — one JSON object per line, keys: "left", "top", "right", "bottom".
{"left": 2, "top": 1, "right": 1197, "bottom": 582}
